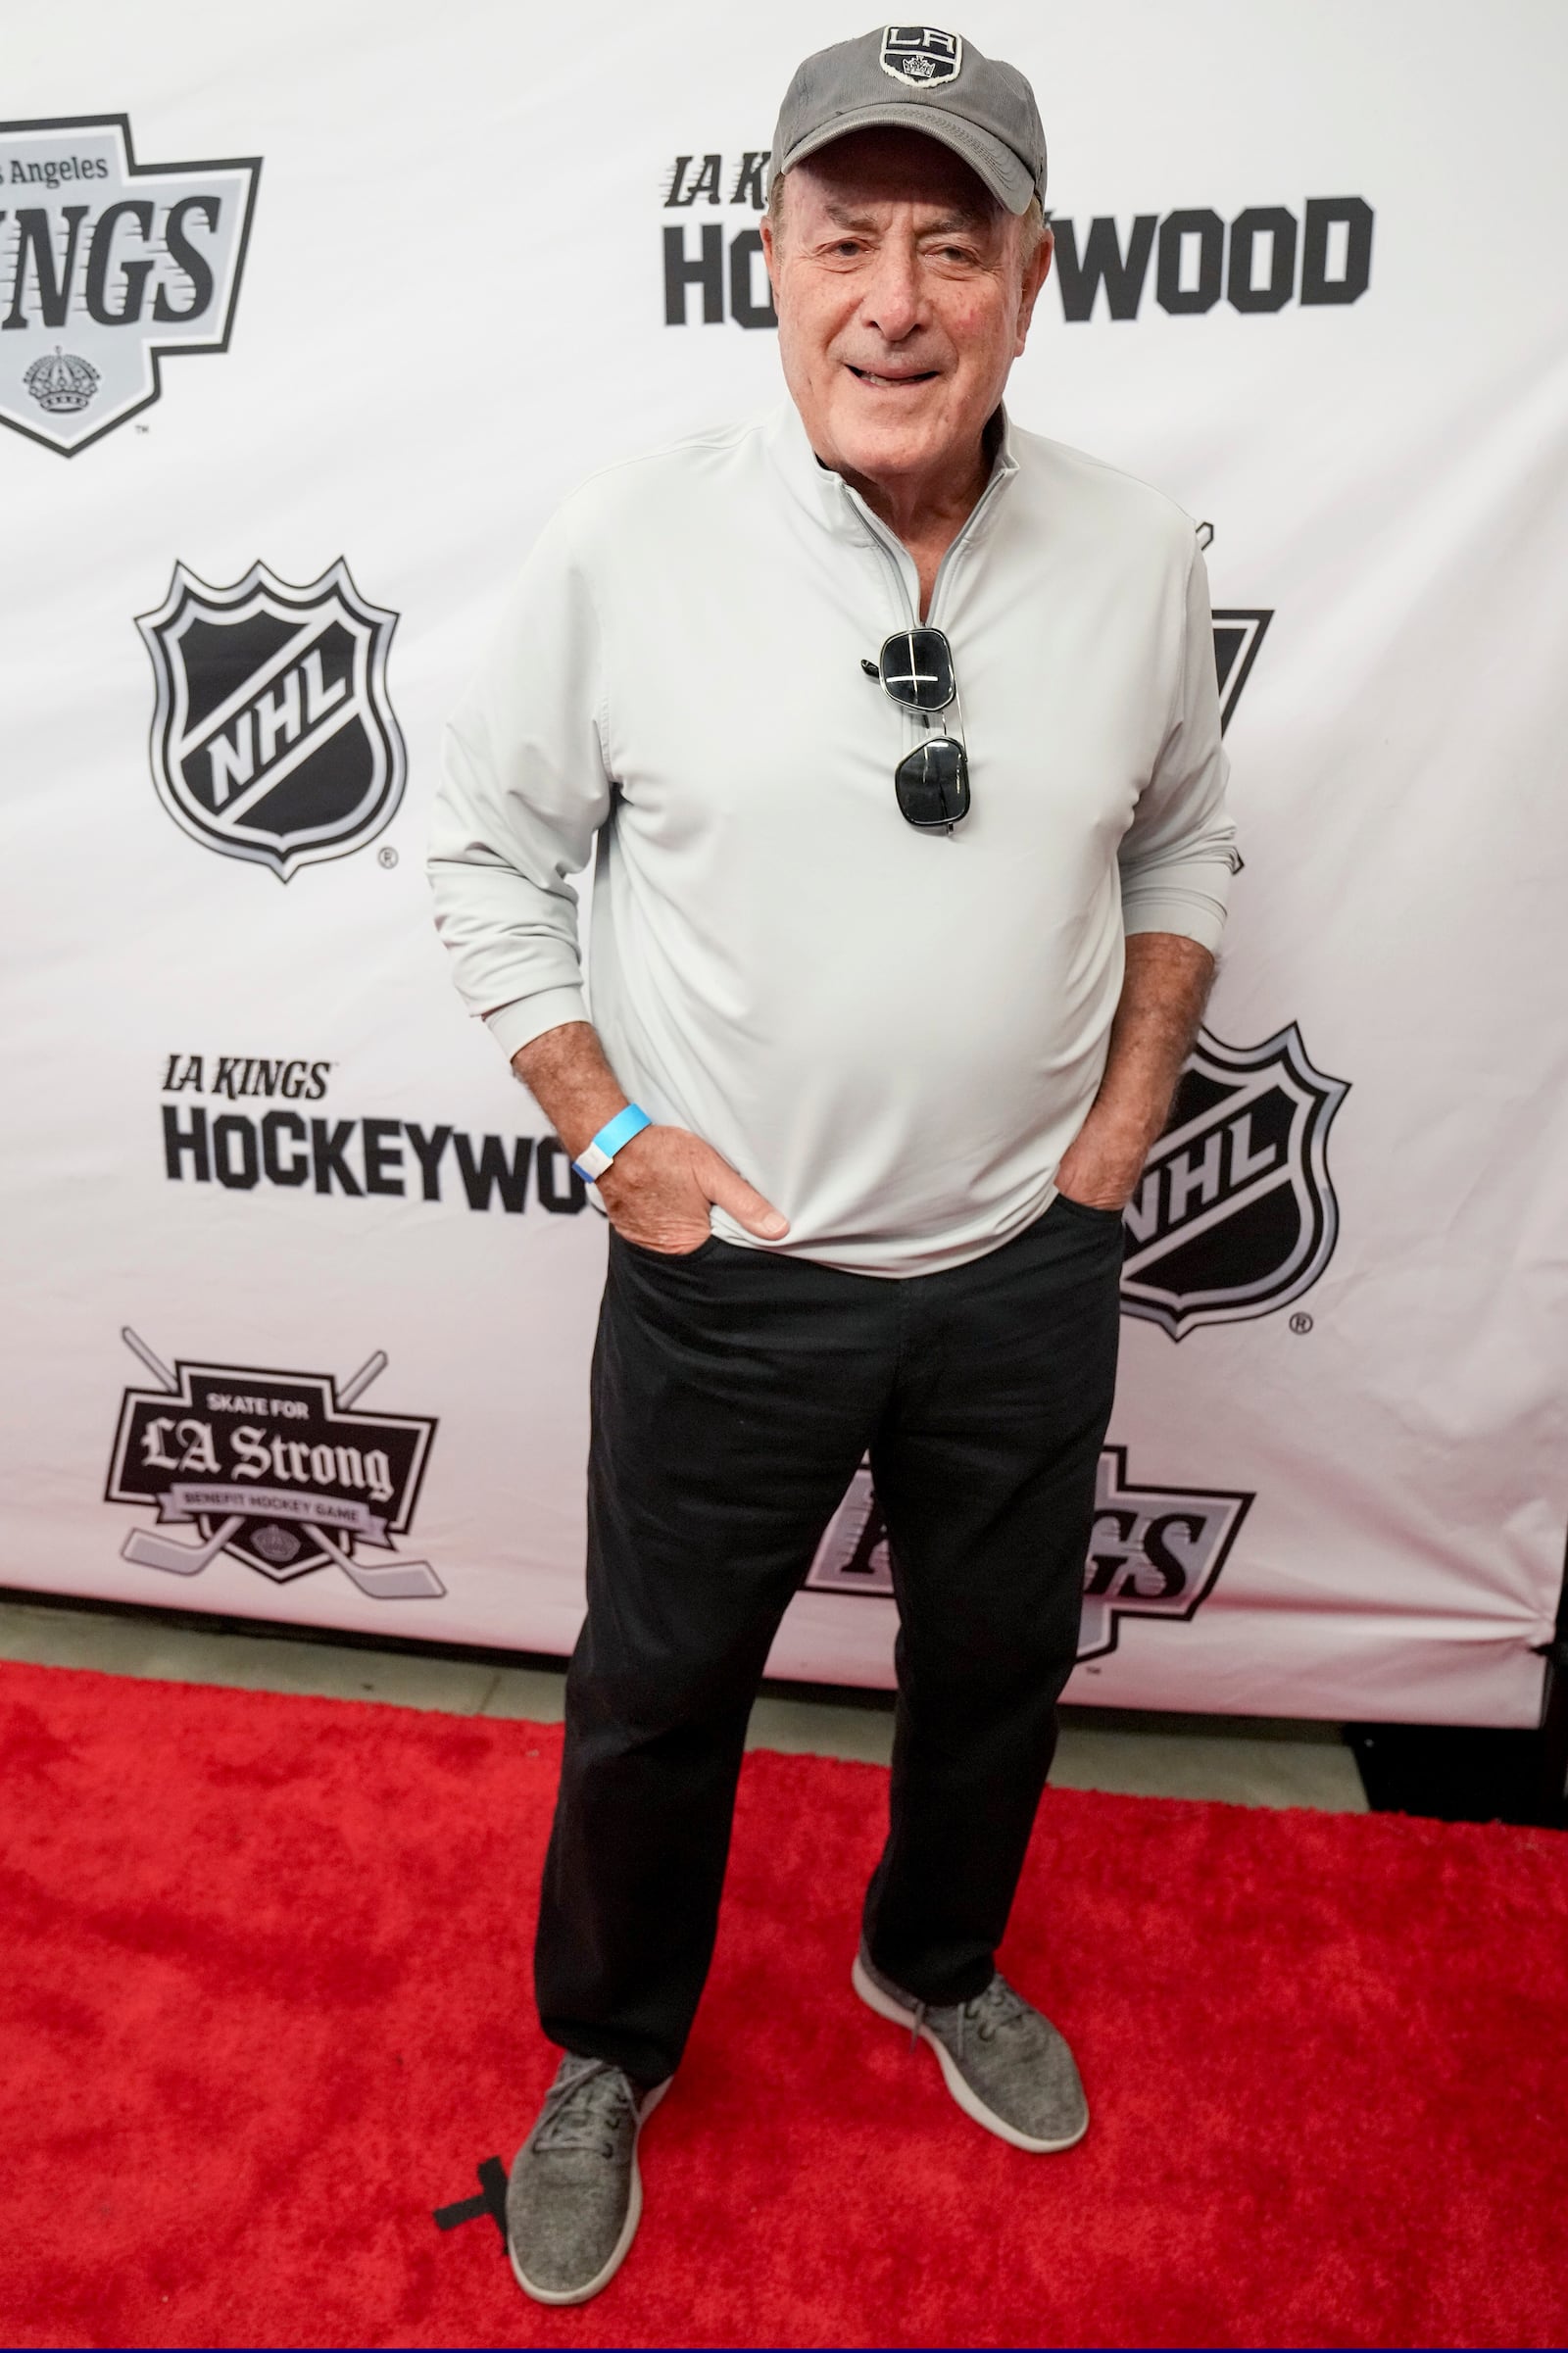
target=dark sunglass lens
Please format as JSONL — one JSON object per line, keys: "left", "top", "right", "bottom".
{"left": 879, "top": 627, "right": 956, "bottom": 712}
{"left": 895, "top": 738, "right": 970, "bottom": 828}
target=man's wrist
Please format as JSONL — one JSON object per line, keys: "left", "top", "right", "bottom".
{"left": 1078, "top": 1100, "right": 1159, "bottom": 1166}
{"left": 571, "top": 1104, "right": 652, "bottom": 1183}
{"left": 508, "top": 1025, "right": 635, "bottom": 1168}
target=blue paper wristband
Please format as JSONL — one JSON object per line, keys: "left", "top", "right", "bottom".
{"left": 571, "top": 1103, "right": 652, "bottom": 1183}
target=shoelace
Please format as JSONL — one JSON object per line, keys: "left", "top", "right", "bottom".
{"left": 909, "top": 1974, "right": 1035, "bottom": 2057}
{"left": 531, "top": 2056, "right": 637, "bottom": 2160}
{"left": 962, "top": 1976, "right": 1035, "bottom": 2048}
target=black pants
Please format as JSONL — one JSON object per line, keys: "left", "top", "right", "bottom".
{"left": 534, "top": 1196, "right": 1124, "bottom": 2086}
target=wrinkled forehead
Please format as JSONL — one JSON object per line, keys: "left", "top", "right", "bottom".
{"left": 785, "top": 124, "right": 1003, "bottom": 231}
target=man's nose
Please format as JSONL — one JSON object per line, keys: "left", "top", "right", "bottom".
{"left": 859, "top": 241, "right": 924, "bottom": 342}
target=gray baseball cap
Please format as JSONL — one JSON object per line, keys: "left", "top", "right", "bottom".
{"left": 769, "top": 25, "right": 1047, "bottom": 217}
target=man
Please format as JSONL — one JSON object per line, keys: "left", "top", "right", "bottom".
{"left": 428, "top": 24, "right": 1233, "bottom": 2308}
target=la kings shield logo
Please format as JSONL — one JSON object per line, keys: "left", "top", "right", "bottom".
{"left": 136, "top": 561, "right": 407, "bottom": 879}
{"left": 107, "top": 1327, "right": 442, "bottom": 1598}
{"left": 806, "top": 1449, "right": 1251, "bottom": 1661}
{"left": 1079, "top": 1448, "right": 1250, "bottom": 1661}
{"left": 1121, "top": 1024, "right": 1348, "bottom": 1339}
{"left": 880, "top": 27, "right": 964, "bottom": 85}
{"left": 0, "top": 116, "right": 259, "bottom": 454}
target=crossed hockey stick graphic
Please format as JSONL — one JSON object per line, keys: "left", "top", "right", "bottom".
{"left": 118, "top": 1328, "right": 445, "bottom": 1598}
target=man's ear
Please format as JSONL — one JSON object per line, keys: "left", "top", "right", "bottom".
{"left": 1013, "top": 222, "right": 1054, "bottom": 357}
{"left": 760, "top": 213, "right": 779, "bottom": 294}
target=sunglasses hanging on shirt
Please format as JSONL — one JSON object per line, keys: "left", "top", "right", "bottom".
{"left": 863, "top": 627, "right": 971, "bottom": 834}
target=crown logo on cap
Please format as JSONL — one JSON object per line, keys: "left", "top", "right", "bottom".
{"left": 880, "top": 25, "right": 964, "bottom": 88}
{"left": 24, "top": 347, "right": 101, "bottom": 416}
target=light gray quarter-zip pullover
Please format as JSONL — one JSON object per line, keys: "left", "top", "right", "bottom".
{"left": 428, "top": 403, "right": 1235, "bottom": 1277}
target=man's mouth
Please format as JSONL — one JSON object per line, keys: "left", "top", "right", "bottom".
{"left": 846, "top": 366, "right": 939, "bottom": 389}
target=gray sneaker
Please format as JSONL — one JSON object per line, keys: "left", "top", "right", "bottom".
{"left": 853, "top": 1941, "right": 1088, "bottom": 2153}
{"left": 506, "top": 2052, "right": 671, "bottom": 2306}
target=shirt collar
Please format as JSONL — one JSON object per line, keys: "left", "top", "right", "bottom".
{"left": 764, "top": 398, "right": 1018, "bottom": 544}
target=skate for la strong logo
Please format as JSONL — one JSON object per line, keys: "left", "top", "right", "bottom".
{"left": 0, "top": 116, "right": 259, "bottom": 454}
{"left": 106, "top": 1328, "right": 442, "bottom": 1599}
{"left": 136, "top": 562, "right": 406, "bottom": 879}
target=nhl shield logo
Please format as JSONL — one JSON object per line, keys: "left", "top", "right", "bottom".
{"left": 136, "top": 560, "right": 406, "bottom": 880}
{"left": 1121, "top": 1023, "right": 1348, "bottom": 1340}
{"left": 880, "top": 26, "right": 964, "bottom": 86}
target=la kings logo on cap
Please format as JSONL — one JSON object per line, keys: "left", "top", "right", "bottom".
{"left": 0, "top": 116, "right": 259, "bottom": 455}
{"left": 107, "top": 1327, "right": 442, "bottom": 1599}
{"left": 806, "top": 1449, "right": 1251, "bottom": 1663}
{"left": 136, "top": 561, "right": 406, "bottom": 880}
{"left": 1121, "top": 1024, "right": 1348, "bottom": 1340}
{"left": 880, "top": 27, "right": 963, "bottom": 86}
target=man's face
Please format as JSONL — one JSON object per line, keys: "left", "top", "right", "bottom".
{"left": 760, "top": 126, "right": 1054, "bottom": 493}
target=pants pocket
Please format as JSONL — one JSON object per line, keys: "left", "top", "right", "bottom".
{"left": 1051, "top": 1190, "right": 1126, "bottom": 1229}
{"left": 612, "top": 1231, "right": 721, "bottom": 1266}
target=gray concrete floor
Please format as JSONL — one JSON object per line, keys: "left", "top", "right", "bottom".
{"left": 0, "top": 1593, "right": 1367, "bottom": 1811}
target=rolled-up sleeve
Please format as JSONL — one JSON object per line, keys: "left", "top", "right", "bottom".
{"left": 1118, "top": 538, "right": 1237, "bottom": 955}
{"left": 426, "top": 512, "right": 612, "bottom": 1060}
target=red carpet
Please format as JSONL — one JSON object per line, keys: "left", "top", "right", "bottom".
{"left": 3, "top": 1658, "right": 1566, "bottom": 2350}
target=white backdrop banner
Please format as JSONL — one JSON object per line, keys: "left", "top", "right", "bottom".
{"left": 4, "top": 1, "right": 1566, "bottom": 1726}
